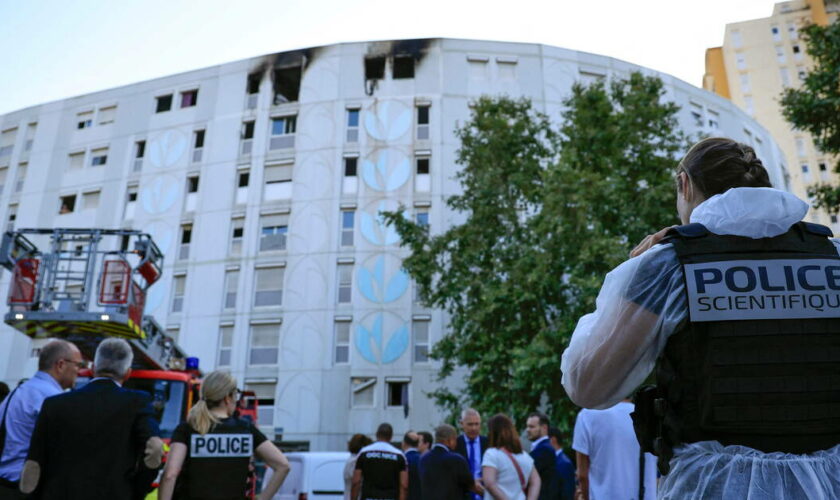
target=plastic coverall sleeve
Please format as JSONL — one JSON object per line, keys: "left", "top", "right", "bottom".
{"left": 561, "top": 243, "right": 686, "bottom": 409}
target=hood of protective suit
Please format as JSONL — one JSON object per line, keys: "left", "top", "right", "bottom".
{"left": 689, "top": 187, "right": 809, "bottom": 239}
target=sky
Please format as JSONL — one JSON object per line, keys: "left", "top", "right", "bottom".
{"left": 0, "top": 0, "right": 776, "bottom": 115}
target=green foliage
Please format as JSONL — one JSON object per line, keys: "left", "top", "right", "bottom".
{"left": 780, "top": 21, "right": 840, "bottom": 213}
{"left": 383, "top": 72, "right": 687, "bottom": 432}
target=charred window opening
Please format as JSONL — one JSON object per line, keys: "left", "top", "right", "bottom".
{"left": 273, "top": 66, "right": 301, "bottom": 105}
{"left": 247, "top": 73, "right": 262, "bottom": 94}
{"left": 365, "top": 56, "right": 386, "bottom": 80}
{"left": 393, "top": 55, "right": 415, "bottom": 79}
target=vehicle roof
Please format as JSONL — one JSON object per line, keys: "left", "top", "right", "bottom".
{"left": 285, "top": 451, "right": 351, "bottom": 461}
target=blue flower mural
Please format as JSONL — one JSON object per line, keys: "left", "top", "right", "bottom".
{"left": 358, "top": 255, "right": 409, "bottom": 304}
{"left": 361, "top": 149, "right": 410, "bottom": 191}
{"left": 360, "top": 201, "right": 402, "bottom": 246}
{"left": 364, "top": 101, "right": 411, "bottom": 141}
{"left": 355, "top": 314, "right": 410, "bottom": 364}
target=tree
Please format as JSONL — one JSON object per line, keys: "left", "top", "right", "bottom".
{"left": 781, "top": 21, "right": 840, "bottom": 213}
{"left": 384, "top": 72, "right": 687, "bottom": 432}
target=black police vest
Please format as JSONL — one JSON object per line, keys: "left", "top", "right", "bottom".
{"left": 639, "top": 222, "right": 840, "bottom": 472}
{"left": 179, "top": 418, "right": 256, "bottom": 499}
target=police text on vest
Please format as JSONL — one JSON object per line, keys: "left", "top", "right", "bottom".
{"left": 191, "top": 433, "right": 253, "bottom": 458}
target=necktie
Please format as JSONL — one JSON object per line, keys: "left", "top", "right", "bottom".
{"left": 470, "top": 439, "right": 478, "bottom": 477}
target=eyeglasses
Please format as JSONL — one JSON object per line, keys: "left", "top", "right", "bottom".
{"left": 63, "top": 359, "right": 89, "bottom": 369}
{"left": 230, "top": 388, "right": 243, "bottom": 399}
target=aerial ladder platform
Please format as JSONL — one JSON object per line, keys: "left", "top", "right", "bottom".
{"left": 0, "top": 228, "right": 187, "bottom": 371}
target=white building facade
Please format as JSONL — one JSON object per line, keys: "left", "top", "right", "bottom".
{"left": 0, "top": 38, "right": 790, "bottom": 450}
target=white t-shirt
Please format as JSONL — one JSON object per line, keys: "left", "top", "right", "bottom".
{"left": 573, "top": 402, "right": 657, "bottom": 500}
{"left": 481, "top": 448, "right": 534, "bottom": 500}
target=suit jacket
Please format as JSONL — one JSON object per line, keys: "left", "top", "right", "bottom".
{"left": 454, "top": 434, "right": 487, "bottom": 473}
{"left": 26, "top": 378, "right": 160, "bottom": 500}
{"left": 406, "top": 449, "right": 422, "bottom": 500}
{"left": 555, "top": 450, "right": 576, "bottom": 500}
{"left": 531, "top": 439, "right": 560, "bottom": 500}
{"left": 419, "top": 445, "right": 474, "bottom": 500}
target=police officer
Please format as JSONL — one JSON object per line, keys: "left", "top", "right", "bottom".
{"left": 561, "top": 137, "right": 840, "bottom": 498}
{"left": 158, "top": 371, "right": 290, "bottom": 500}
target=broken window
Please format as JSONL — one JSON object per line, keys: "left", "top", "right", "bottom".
{"left": 59, "top": 195, "right": 76, "bottom": 214}
{"left": 156, "top": 94, "right": 173, "bottom": 113}
{"left": 187, "top": 175, "right": 200, "bottom": 193}
{"left": 393, "top": 55, "right": 415, "bottom": 79}
{"left": 242, "top": 121, "right": 255, "bottom": 140}
{"left": 344, "top": 157, "right": 357, "bottom": 177}
{"left": 365, "top": 56, "right": 386, "bottom": 80}
{"left": 180, "top": 90, "right": 198, "bottom": 108}
{"left": 247, "top": 73, "right": 261, "bottom": 94}
{"left": 272, "top": 66, "right": 301, "bottom": 104}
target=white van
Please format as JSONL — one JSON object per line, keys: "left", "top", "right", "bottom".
{"left": 267, "top": 451, "right": 350, "bottom": 500}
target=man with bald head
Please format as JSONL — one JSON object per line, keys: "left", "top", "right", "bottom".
{"left": 455, "top": 409, "right": 487, "bottom": 500}
{"left": 0, "top": 340, "right": 83, "bottom": 499}
{"left": 419, "top": 424, "right": 480, "bottom": 500}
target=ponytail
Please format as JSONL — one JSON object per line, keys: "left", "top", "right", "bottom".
{"left": 188, "top": 370, "right": 238, "bottom": 435}
{"left": 678, "top": 137, "right": 772, "bottom": 198}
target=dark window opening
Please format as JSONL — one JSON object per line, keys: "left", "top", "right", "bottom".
{"left": 417, "top": 106, "right": 430, "bottom": 125}
{"left": 194, "top": 130, "right": 205, "bottom": 148}
{"left": 793, "top": 45, "right": 801, "bottom": 53}
{"left": 273, "top": 66, "right": 301, "bottom": 104}
{"left": 136, "top": 141, "right": 146, "bottom": 158}
{"left": 121, "top": 235, "right": 130, "bottom": 251}
{"left": 156, "top": 94, "right": 173, "bottom": 113}
{"left": 59, "top": 195, "right": 76, "bottom": 214}
{"left": 393, "top": 56, "right": 415, "bottom": 79}
{"left": 387, "top": 381, "right": 408, "bottom": 407}
{"left": 91, "top": 154, "right": 108, "bottom": 166}
{"left": 344, "top": 158, "right": 357, "bottom": 177}
{"left": 365, "top": 56, "right": 386, "bottom": 80}
{"left": 238, "top": 171, "right": 250, "bottom": 187}
{"left": 181, "top": 226, "right": 192, "bottom": 244}
{"left": 832, "top": 215, "right": 838, "bottom": 224}
{"left": 128, "top": 191, "right": 138, "bottom": 202}
{"left": 243, "top": 121, "right": 255, "bottom": 140}
{"left": 417, "top": 158, "right": 430, "bottom": 174}
{"left": 187, "top": 176, "right": 199, "bottom": 193}
{"left": 820, "top": 163, "right": 828, "bottom": 172}
{"left": 247, "top": 73, "right": 262, "bottom": 94}
{"left": 180, "top": 90, "right": 199, "bottom": 108}
{"left": 232, "top": 227, "right": 244, "bottom": 239}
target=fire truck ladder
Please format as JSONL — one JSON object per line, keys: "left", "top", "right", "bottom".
{"left": 0, "top": 228, "right": 186, "bottom": 371}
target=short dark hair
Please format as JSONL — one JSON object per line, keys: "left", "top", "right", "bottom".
{"left": 418, "top": 431, "right": 433, "bottom": 447}
{"left": 678, "top": 137, "right": 772, "bottom": 198}
{"left": 434, "top": 424, "right": 457, "bottom": 443}
{"left": 548, "top": 426, "right": 563, "bottom": 442}
{"left": 38, "top": 340, "right": 74, "bottom": 371}
{"left": 376, "top": 422, "right": 393, "bottom": 442}
{"left": 528, "top": 412, "right": 549, "bottom": 428}
{"left": 487, "top": 414, "right": 522, "bottom": 454}
{"left": 348, "top": 433, "right": 373, "bottom": 454}
{"left": 403, "top": 431, "right": 419, "bottom": 448}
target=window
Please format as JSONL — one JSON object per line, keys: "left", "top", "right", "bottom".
{"left": 249, "top": 324, "right": 280, "bottom": 364}
{"left": 386, "top": 380, "right": 409, "bottom": 407}
{"left": 218, "top": 325, "right": 233, "bottom": 367}
{"left": 180, "top": 90, "right": 198, "bottom": 108}
{"left": 98, "top": 106, "right": 116, "bottom": 125}
{"left": 91, "top": 148, "right": 108, "bottom": 166}
{"left": 744, "top": 96, "right": 754, "bottom": 116}
{"left": 832, "top": 215, "right": 838, "bottom": 224}
{"left": 82, "top": 190, "right": 100, "bottom": 210}
{"left": 416, "top": 210, "right": 429, "bottom": 228}
{"left": 269, "top": 116, "right": 296, "bottom": 150}
{"left": 351, "top": 377, "right": 376, "bottom": 407}
{"left": 337, "top": 263, "right": 352, "bottom": 303}
{"left": 771, "top": 25, "right": 781, "bottom": 42}
{"left": 224, "top": 270, "right": 239, "bottom": 309}
{"left": 689, "top": 103, "right": 703, "bottom": 127}
{"left": 59, "top": 195, "right": 76, "bottom": 214}
{"left": 343, "top": 157, "right": 358, "bottom": 194}
{"left": 272, "top": 66, "right": 302, "bottom": 104}
{"left": 254, "top": 266, "right": 284, "bottom": 307}
{"left": 156, "top": 94, "right": 173, "bottom": 113}
{"left": 124, "top": 186, "right": 138, "bottom": 219}
{"left": 739, "top": 73, "right": 750, "bottom": 93}
{"left": 334, "top": 320, "right": 350, "bottom": 364}
{"left": 134, "top": 140, "right": 145, "bottom": 172}
{"left": 263, "top": 164, "right": 293, "bottom": 200}
{"left": 344, "top": 157, "right": 358, "bottom": 176}
{"left": 819, "top": 162, "right": 828, "bottom": 172}
{"left": 413, "top": 320, "right": 429, "bottom": 363}
{"left": 731, "top": 29, "right": 742, "bottom": 48}
{"left": 0, "top": 167, "right": 7, "bottom": 193}
{"left": 365, "top": 56, "right": 386, "bottom": 80}
{"left": 775, "top": 45, "right": 786, "bottom": 63}
{"left": 166, "top": 327, "right": 180, "bottom": 343}
{"left": 230, "top": 218, "right": 245, "bottom": 254}
{"left": 241, "top": 121, "right": 255, "bottom": 156}
{"left": 393, "top": 55, "right": 415, "bottom": 79}
{"left": 416, "top": 106, "right": 430, "bottom": 140}
{"left": 187, "top": 175, "right": 199, "bottom": 193}
{"left": 239, "top": 171, "right": 250, "bottom": 188}
{"left": 23, "top": 123, "right": 36, "bottom": 152}
{"left": 797, "top": 67, "right": 807, "bottom": 81}
{"left": 171, "top": 275, "right": 186, "bottom": 313}
{"left": 236, "top": 170, "right": 249, "bottom": 204}
{"left": 14, "top": 163, "right": 26, "bottom": 193}
{"left": 193, "top": 130, "right": 205, "bottom": 163}
{"left": 787, "top": 22, "right": 798, "bottom": 40}
{"left": 247, "top": 73, "right": 261, "bottom": 94}
{"left": 796, "top": 137, "right": 806, "bottom": 157}
{"left": 341, "top": 210, "right": 355, "bottom": 247}
{"left": 346, "top": 109, "right": 360, "bottom": 143}
{"left": 779, "top": 68, "right": 791, "bottom": 87}
{"left": 260, "top": 214, "right": 289, "bottom": 251}
{"left": 707, "top": 110, "right": 720, "bottom": 130}
{"left": 735, "top": 53, "right": 746, "bottom": 70}
{"left": 793, "top": 44, "right": 803, "bottom": 60}
{"left": 76, "top": 110, "right": 93, "bottom": 130}
{"left": 416, "top": 157, "right": 430, "bottom": 192}
{"left": 246, "top": 382, "right": 276, "bottom": 425}
{"left": 179, "top": 225, "right": 192, "bottom": 260}
{"left": 0, "top": 128, "right": 16, "bottom": 158}
{"left": 6, "top": 204, "right": 17, "bottom": 231}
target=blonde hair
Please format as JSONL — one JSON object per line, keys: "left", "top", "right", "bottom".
{"left": 188, "top": 370, "right": 237, "bottom": 435}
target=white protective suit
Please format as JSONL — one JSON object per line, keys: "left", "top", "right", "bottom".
{"left": 561, "top": 187, "right": 840, "bottom": 499}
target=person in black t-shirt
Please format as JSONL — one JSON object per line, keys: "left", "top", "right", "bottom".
{"left": 158, "top": 371, "right": 290, "bottom": 500}
{"left": 352, "top": 423, "right": 408, "bottom": 500}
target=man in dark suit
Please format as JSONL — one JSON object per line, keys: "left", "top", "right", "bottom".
{"left": 419, "top": 424, "right": 479, "bottom": 500}
{"left": 402, "top": 431, "right": 421, "bottom": 500}
{"left": 549, "top": 426, "right": 576, "bottom": 500}
{"left": 20, "top": 338, "right": 163, "bottom": 500}
{"left": 527, "top": 412, "right": 560, "bottom": 500}
{"left": 454, "top": 408, "right": 487, "bottom": 500}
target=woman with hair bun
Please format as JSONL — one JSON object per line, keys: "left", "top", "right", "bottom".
{"left": 159, "top": 370, "right": 290, "bottom": 500}
{"left": 562, "top": 137, "right": 840, "bottom": 498}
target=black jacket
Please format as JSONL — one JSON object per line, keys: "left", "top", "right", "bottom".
{"left": 419, "top": 445, "right": 474, "bottom": 500}
{"left": 531, "top": 438, "right": 560, "bottom": 500}
{"left": 26, "top": 378, "right": 160, "bottom": 500}
{"left": 454, "top": 434, "right": 487, "bottom": 472}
